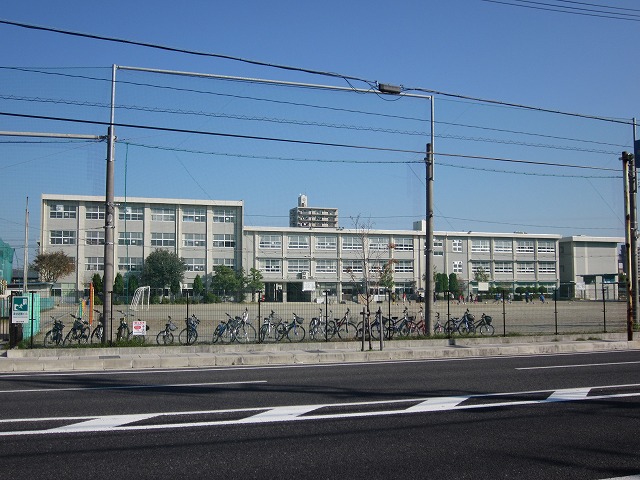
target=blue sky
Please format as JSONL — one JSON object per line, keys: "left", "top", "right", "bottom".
{"left": 1, "top": 0, "right": 637, "bottom": 264}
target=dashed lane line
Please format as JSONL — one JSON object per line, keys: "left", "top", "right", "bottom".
{"left": 0, "top": 383, "right": 639, "bottom": 436}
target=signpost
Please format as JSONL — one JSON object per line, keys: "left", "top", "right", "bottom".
{"left": 11, "top": 295, "right": 29, "bottom": 324}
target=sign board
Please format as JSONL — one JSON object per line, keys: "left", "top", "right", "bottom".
{"left": 302, "top": 281, "right": 316, "bottom": 292}
{"left": 477, "top": 282, "right": 489, "bottom": 292}
{"left": 131, "top": 320, "right": 147, "bottom": 336}
{"left": 12, "top": 296, "right": 29, "bottom": 324}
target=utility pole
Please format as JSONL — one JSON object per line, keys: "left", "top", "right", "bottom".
{"left": 622, "top": 151, "right": 634, "bottom": 340}
{"left": 103, "top": 64, "right": 117, "bottom": 343}
{"left": 425, "top": 143, "right": 434, "bottom": 334}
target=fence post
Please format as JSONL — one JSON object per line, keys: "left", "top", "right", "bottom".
{"left": 257, "top": 292, "right": 262, "bottom": 344}
{"left": 554, "top": 288, "right": 558, "bottom": 335}
{"left": 502, "top": 289, "right": 507, "bottom": 337}
{"left": 324, "top": 290, "right": 329, "bottom": 342}
{"left": 602, "top": 283, "right": 607, "bottom": 333}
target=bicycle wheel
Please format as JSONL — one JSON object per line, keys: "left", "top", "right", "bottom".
{"left": 116, "top": 325, "right": 130, "bottom": 342}
{"left": 79, "top": 326, "right": 90, "bottom": 344}
{"left": 479, "top": 324, "right": 495, "bottom": 336}
{"left": 457, "top": 322, "right": 470, "bottom": 335}
{"left": 178, "top": 328, "right": 190, "bottom": 345}
{"left": 156, "top": 331, "right": 174, "bottom": 345}
{"left": 63, "top": 330, "right": 75, "bottom": 346}
{"left": 308, "top": 319, "right": 320, "bottom": 341}
{"left": 275, "top": 323, "right": 288, "bottom": 342}
{"left": 287, "top": 324, "right": 305, "bottom": 342}
{"left": 235, "top": 324, "right": 257, "bottom": 343}
{"left": 91, "top": 325, "right": 104, "bottom": 344}
{"left": 44, "top": 330, "right": 56, "bottom": 348}
{"left": 337, "top": 321, "right": 358, "bottom": 340}
{"left": 434, "top": 323, "right": 445, "bottom": 335}
{"left": 444, "top": 320, "right": 456, "bottom": 335}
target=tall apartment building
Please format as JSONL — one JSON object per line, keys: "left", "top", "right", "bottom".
{"left": 289, "top": 194, "right": 338, "bottom": 229}
{"left": 41, "top": 194, "right": 622, "bottom": 301}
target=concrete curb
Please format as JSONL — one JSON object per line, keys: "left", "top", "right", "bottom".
{"left": 1, "top": 334, "right": 639, "bottom": 373}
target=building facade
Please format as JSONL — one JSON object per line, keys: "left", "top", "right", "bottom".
{"left": 41, "top": 194, "right": 623, "bottom": 301}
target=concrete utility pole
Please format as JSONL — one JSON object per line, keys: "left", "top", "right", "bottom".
{"left": 622, "top": 151, "right": 635, "bottom": 340}
{"left": 425, "top": 143, "right": 434, "bottom": 334}
{"left": 103, "top": 64, "right": 117, "bottom": 343}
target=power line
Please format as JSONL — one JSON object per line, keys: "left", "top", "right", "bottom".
{"left": 481, "top": 0, "right": 640, "bottom": 22}
{"left": 0, "top": 20, "right": 633, "bottom": 126}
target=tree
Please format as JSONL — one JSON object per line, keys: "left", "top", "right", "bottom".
{"left": 210, "top": 265, "right": 242, "bottom": 300}
{"left": 245, "top": 267, "right": 264, "bottom": 302}
{"left": 192, "top": 274, "right": 204, "bottom": 298}
{"left": 448, "top": 273, "right": 459, "bottom": 296}
{"left": 378, "top": 260, "right": 395, "bottom": 294}
{"left": 126, "top": 273, "right": 139, "bottom": 295}
{"left": 32, "top": 251, "right": 75, "bottom": 283}
{"left": 474, "top": 267, "right": 490, "bottom": 283}
{"left": 141, "top": 250, "right": 187, "bottom": 293}
{"left": 91, "top": 273, "right": 103, "bottom": 294}
{"left": 113, "top": 272, "right": 125, "bottom": 296}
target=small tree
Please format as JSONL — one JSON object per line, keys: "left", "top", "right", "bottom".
{"left": 192, "top": 274, "right": 204, "bottom": 299}
{"left": 127, "top": 273, "right": 139, "bottom": 295}
{"left": 245, "top": 268, "right": 264, "bottom": 302}
{"left": 92, "top": 273, "right": 103, "bottom": 294}
{"left": 474, "top": 267, "right": 490, "bottom": 283}
{"left": 113, "top": 272, "right": 125, "bottom": 296}
{"left": 449, "top": 273, "right": 459, "bottom": 297}
{"left": 32, "top": 251, "right": 75, "bottom": 283}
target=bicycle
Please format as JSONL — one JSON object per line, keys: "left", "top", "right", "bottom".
{"left": 179, "top": 314, "right": 200, "bottom": 345}
{"left": 259, "top": 310, "right": 282, "bottom": 343}
{"left": 309, "top": 308, "right": 336, "bottom": 341}
{"left": 276, "top": 313, "right": 306, "bottom": 342}
{"left": 476, "top": 313, "right": 495, "bottom": 336}
{"left": 116, "top": 310, "right": 147, "bottom": 344}
{"left": 356, "top": 308, "right": 385, "bottom": 340}
{"left": 433, "top": 312, "right": 445, "bottom": 335}
{"left": 456, "top": 309, "right": 476, "bottom": 335}
{"left": 327, "top": 308, "right": 358, "bottom": 340}
{"left": 213, "top": 309, "right": 257, "bottom": 344}
{"left": 43, "top": 314, "right": 66, "bottom": 347}
{"left": 90, "top": 309, "right": 104, "bottom": 344}
{"left": 156, "top": 316, "right": 177, "bottom": 345}
{"left": 383, "top": 307, "right": 417, "bottom": 339}
{"left": 63, "top": 314, "right": 90, "bottom": 346}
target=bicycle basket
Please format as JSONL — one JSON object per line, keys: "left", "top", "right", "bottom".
{"left": 484, "top": 315, "right": 492, "bottom": 325}
{"left": 467, "top": 313, "right": 475, "bottom": 321}
{"left": 169, "top": 323, "right": 177, "bottom": 331}
{"left": 295, "top": 316, "right": 304, "bottom": 325}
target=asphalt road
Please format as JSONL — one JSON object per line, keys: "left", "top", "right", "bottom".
{"left": 1, "top": 351, "right": 639, "bottom": 479}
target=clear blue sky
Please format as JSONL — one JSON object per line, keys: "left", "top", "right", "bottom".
{"left": 1, "top": 0, "right": 637, "bottom": 265}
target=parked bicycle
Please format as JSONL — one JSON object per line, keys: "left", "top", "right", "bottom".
{"left": 276, "top": 313, "right": 305, "bottom": 342}
{"left": 326, "top": 308, "right": 358, "bottom": 340}
{"left": 63, "top": 313, "right": 90, "bottom": 346}
{"left": 179, "top": 314, "right": 200, "bottom": 345}
{"left": 476, "top": 313, "right": 495, "bottom": 336}
{"left": 384, "top": 306, "right": 418, "bottom": 339}
{"left": 116, "top": 310, "right": 146, "bottom": 343}
{"left": 213, "top": 309, "right": 257, "bottom": 344}
{"left": 43, "top": 314, "right": 66, "bottom": 348}
{"left": 156, "top": 316, "right": 178, "bottom": 345}
{"left": 90, "top": 309, "right": 104, "bottom": 344}
{"left": 356, "top": 308, "right": 386, "bottom": 340}
{"left": 309, "top": 308, "right": 336, "bottom": 341}
{"left": 259, "top": 310, "right": 282, "bottom": 343}
{"left": 433, "top": 312, "right": 445, "bottom": 335}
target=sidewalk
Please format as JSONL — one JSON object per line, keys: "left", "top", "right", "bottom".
{"left": 1, "top": 333, "right": 639, "bottom": 373}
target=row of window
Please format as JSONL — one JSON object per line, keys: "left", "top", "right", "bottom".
{"left": 258, "top": 259, "right": 414, "bottom": 274}
{"left": 84, "top": 257, "right": 235, "bottom": 272}
{"left": 258, "top": 235, "right": 414, "bottom": 251}
{"left": 52, "top": 231, "right": 236, "bottom": 248}
{"left": 436, "top": 239, "right": 555, "bottom": 254}
{"left": 51, "top": 204, "right": 237, "bottom": 223}
{"left": 451, "top": 260, "right": 556, "bottom": 274}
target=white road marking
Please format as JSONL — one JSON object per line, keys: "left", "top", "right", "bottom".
{"left": 517, "top": 360, "right": 640, "bottom": 370}
{"left": 0, "top": 383, "right": 638, "bottom": 436}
